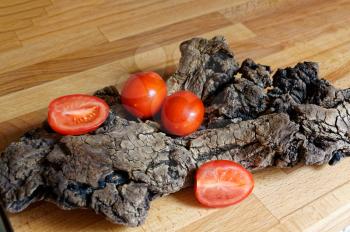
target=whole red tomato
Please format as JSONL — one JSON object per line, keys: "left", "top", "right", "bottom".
{"left": 161, "top": 91, "right": 204, "bottom": 136}
{"left": 121, "top": 72, "right": 167, "bottom": 119}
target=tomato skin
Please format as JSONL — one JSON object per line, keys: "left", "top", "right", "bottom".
{"left": 48, "top": 94, "right": 110, "bottom": 135}
{"left": 195, "top": 160, "right": 254, "bottom": 208}
{"left": 121, "top": 72, "right": 167, "bottom": 119}
{"left": 161, "top": 91, "right": 204, "bottom": 136}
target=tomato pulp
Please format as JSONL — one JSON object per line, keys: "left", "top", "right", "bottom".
{"left": 195, "top": 160, "right": 254, "bottom": 207}
{"left": 48, "top": 94, "right": 110, "bottom": 135}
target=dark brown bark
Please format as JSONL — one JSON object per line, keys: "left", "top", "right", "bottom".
{"left": 1, "top": 37, "right": 350, "bottom": 227}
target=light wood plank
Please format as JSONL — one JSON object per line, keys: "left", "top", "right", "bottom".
{"left": 9, "top": 202, "right": 105, "bottom": 232}
{"left": 0, "top": 8, "right": 46, "bottom": 33}
{"left": 0, "top": 32, "right": 18, "bottom": 42}
{"left": 0, "top": 0, "right": 51, "bottom": 16}
{"left": 45, "top": 0, "right": 105, "bottom": 16}
{"left": 34, "top": 0, "right": 154, "bottom": 27}
{"left": 253, "top": 159, "right": 350, "bottom": 219}
{"left": 0, "top": 27, "right": 107, "bottom": 74}
{"left": 0, "top": 7, "right": 46, "bottom": 22}
{"left": 267, "top": 181, "right": 350, "bottom": 232}
{"left": 232, "top": 0, "right": 350, "bottom": 61}
{"left": 0, "top": 19, "right": 32, "bottom": 33}
{"left": 0, "top": 0, "right": 30, "bottom": 7}
{"left": 178, "top": 195, "right": 278, "bottom": 232}
{"left": 17, "top": 0, "right": 178, "bottom": 40}
{"left": 0, "top": 12, "right": 232, "bottom": 96}
{"left": 0, "top": 32, "right": 21, "bottom": 52}
{"left": 258, "top": 25, "right": 350, "bottom": 70}
{"left": 242, "top": 0, "right": 340, "bottom": 32}
{"left": 219, "top": 0, "right": 306, "bottom": 23}
{"left": 99, "top": 0, "right": 248, "bottom": 41}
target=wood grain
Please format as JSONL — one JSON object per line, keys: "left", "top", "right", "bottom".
{"left": 1, "top": 0, "right": 350, "bottom": 231}
{"left": 99, "top": 0, "right": 247, "bottom": 41}
{"left": 0, "top": 12, "right": 233, "bottom": 97}
{"left": 268, "top": 181, "right": 350, "bottom": 232}
{"left": 17, "top": 0, "right": 178, "bottom": 40}
{"left": 0, "top": 32, "right": 21, "bottom": 52}
{"left": 0, "top": 27, "right": 107, "bottom": 74}
{"left": 0, "top": 0, "right": 50, "bottom": 16}
{"left": 253, "top": 159, "right": 350, "bottom": 219}
{"left": 178, "top": 195, "right": 278, "bottom": 232}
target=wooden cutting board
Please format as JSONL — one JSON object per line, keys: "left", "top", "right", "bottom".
{"left": 1, "top": 0, "right": 350, "bottom": 231}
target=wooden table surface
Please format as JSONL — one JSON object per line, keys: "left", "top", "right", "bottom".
{"left": 1, "top": 0, "right": 350, "bottom": 231}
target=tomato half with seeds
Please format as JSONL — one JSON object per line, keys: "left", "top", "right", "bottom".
{"left": 121, "top": 71, "right": 167, "bottom": 119}
{"left": 195, "top": 160, "right": 254, "bottom": 208}
{"left": 48, "top": 94, "right": 110, "bottom": 135}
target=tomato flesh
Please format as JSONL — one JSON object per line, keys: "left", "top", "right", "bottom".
{"left": 48, "top": 94, "right": 110, "bottom": 135}
{"left": 121, "top": 71, "right": 167, "bottom": 119}
{"left": 195, "top": 160, "right": 254, "bottom": 207}
{"left": 161, "top": 91, "right": 204, "bottom": 136}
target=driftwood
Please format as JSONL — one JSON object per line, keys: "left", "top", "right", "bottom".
{"left": 1, "top": 36, "right": 350, "bottom": 227}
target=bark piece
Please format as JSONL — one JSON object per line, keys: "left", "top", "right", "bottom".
{"left": 205, "top": 59, "right": 271, "bottom": 127}
{"left": 166, "top": 36, "right": 239, "bottom": 101}
{"left": 269, "top": 62, "right": 350, "bottom": 108}
{"left": 268, "top": 62, "right": 350, "bottom": 166}
{"left": 239, "top": 58, "right": 272, "bottom": 88}
{"left": 0, "top": 129, "right": 59, "bottom": 212}
{"left": 205, "top": 79, "right": 269, "bottom": 127}
{"left": 1, "top": 37, "right": 350, "bottom": 227}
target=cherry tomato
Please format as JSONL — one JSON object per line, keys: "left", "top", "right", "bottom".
{"left": 195, "top": 160, "right": 254, "bottom": 208}
{"left": 48, "top": 94, "right": 110, "bottom": 135}
{"left": 161, "top": 91, "right": 204, "bottom": 136}
{"left": 121, "top": 71, "right": 167, "bottom": 119}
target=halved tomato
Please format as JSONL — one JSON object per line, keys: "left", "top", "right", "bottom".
{"left": 195, "top": 160, "right": 254, "bottom": 208}
{"left": 48, "top": 94, "right": 110, "bottom": 135}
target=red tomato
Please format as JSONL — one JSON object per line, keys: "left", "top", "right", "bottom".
{"left": 48, "top": 94, "right": 110, "bottom": 135}
{"left": 121, "top": 71, "right": 167, "bottom": 119}
{"left": 161, "top": 91, "right": 204, "bottom": 136}
{"left": 195, "top": 160, "right": 254, "bottom": 208}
